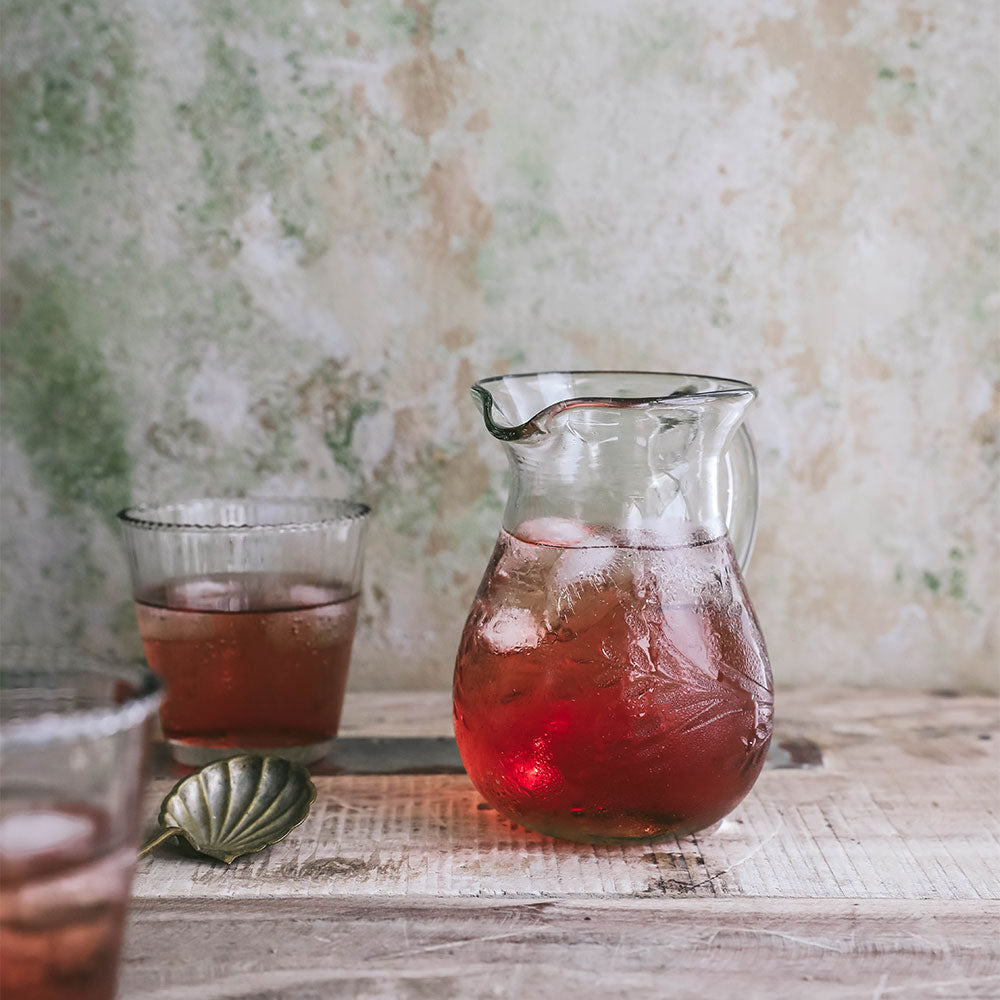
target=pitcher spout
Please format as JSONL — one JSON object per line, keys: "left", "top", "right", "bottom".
{"left": 471, "top": 370, "right": 756, "bottom": 443}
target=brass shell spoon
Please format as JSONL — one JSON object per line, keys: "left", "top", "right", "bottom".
{"left": 140, "top": 755, "right": 317, "bottom": 864}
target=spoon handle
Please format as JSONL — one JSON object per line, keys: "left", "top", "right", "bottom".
{"left": 139, "top": 827, "right": 181, "bottom": 858}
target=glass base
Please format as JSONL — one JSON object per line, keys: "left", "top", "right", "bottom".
{"left": 168, "top": 738, "right": 334, "bottom": 767}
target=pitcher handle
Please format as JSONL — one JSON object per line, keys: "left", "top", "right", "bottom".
{"left": 722, "top": 424, "right": 759, "bottom": 572}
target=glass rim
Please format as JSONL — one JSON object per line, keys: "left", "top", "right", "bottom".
{"left": 0, "top": 650, "right": 163, "bottom": 750}
{"left": 472, "top": 370, "right": 757, "bottom": 442}
{"left": 117, "top": 497, "right": 371, "bottom": 533}
{"left": 474, "top": 369, "right": 758, "bottom": 402}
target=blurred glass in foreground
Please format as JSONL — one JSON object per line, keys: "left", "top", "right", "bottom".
{"left": 0, "top": 648, "right": 162, "bottom": 1000}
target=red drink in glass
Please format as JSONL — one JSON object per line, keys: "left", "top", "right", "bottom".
{"left": 454, "top": 529, "right": 773, "bottom": 842}
{"left": 0, "top": 807, "right": 135, "bottom": 1000}
{"left": 119, "top": 497, "right": 370, "bottom": 765}
{"left": 135, "top": 572, "right": 359, "bottom": 764}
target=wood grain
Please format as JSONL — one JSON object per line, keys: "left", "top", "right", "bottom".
{"left": 120, "top": 897, "right": 1000, "bottom": 1000}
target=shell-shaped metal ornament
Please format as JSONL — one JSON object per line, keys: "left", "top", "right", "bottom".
{"left": 140, "top": 755, "right": 317, "bottom": 864}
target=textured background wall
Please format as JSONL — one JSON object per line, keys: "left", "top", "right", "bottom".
{"left": 2, "top": 0, "right": 997, "bottom": 692}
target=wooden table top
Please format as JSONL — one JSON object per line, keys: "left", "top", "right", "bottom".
{"left": 121, "top": 687, "right": 1000, "bottom": 999}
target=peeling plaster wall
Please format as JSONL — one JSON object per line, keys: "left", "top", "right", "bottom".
{"left": 2, "top": 0, "right": 997, "bottom": 691}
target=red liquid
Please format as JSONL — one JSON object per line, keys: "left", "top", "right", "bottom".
{"left": 0, "top": 806, "right": 134, "bottom": 1000}
{"left": 136, "top": 573, "right": 359, "bottom": 756}
{"left": 454, "top": 529, "right": 773, "bottom": 842}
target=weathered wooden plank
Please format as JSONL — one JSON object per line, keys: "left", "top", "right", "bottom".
{"left": 132, "top": 766, "right": 999, "bottom": 901}
{"left": 119, "top": 897, "right": 1000, "bottom": 1000}
{"left": 133, "top": 690, "right": 1000, "bottom": 901}
{"left": 338, "top": 691, "right": 454, "bottom": 738}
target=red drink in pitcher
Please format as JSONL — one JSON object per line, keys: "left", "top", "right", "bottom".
{"left": 136, "top": 572, "right": 359, "bottom": 764}
{"left": 454, "top": 526, "right": 773, "bottom": 842}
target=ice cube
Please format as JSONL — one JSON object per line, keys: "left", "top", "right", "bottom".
{"left": 265, "top": 596, "right": 358, "bottom": 650}
{"left": 10, "top": 845, "right": 134, "bottom": 927}
{"left": 0, "top": 809, "right": 95, "bottom": 858}
{"left": 0, "top": 808, "right": 103, "bottom": 888}
{"left": 286, "top": 583, "right": 333, "bottom": 609}
{"left": 545, "top": 543, "right": 630, "bottom": 628}
{"left": 135, "top": 599, "right": 216, "bottom": 642}
{"left": 552, "top": 545, "right": 619, "bottom": 591}
{"left": 517, "top": 517, "right": 595, "bottom": 547}
{"left": 480, "top": 607, "right": 543, "bottom": 653}
{"left": 492, "top": 533, "right": 561, "bottom": 607}
{"left": 307, "top": 598, "right": 359, "bottom": 647}
{"left": 655, "top": 604, "right": 718, "bottom": 681}
{"left": 167, "top": 577, "right": 247, "bottom": 612}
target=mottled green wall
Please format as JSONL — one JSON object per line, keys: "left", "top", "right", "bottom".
{"left": 2, "top": 0, "right": 997, "bottom": 691}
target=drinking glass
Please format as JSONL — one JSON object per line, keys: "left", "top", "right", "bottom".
{"left": 118, "top": 498, "right": 370, "bottom": 766}
{"left": 0, "top": 647, "right": 162, "bottom": 1000}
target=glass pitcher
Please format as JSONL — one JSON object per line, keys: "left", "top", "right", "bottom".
{"left": 453, "top": 371, "right": 773, "bottom": 843}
